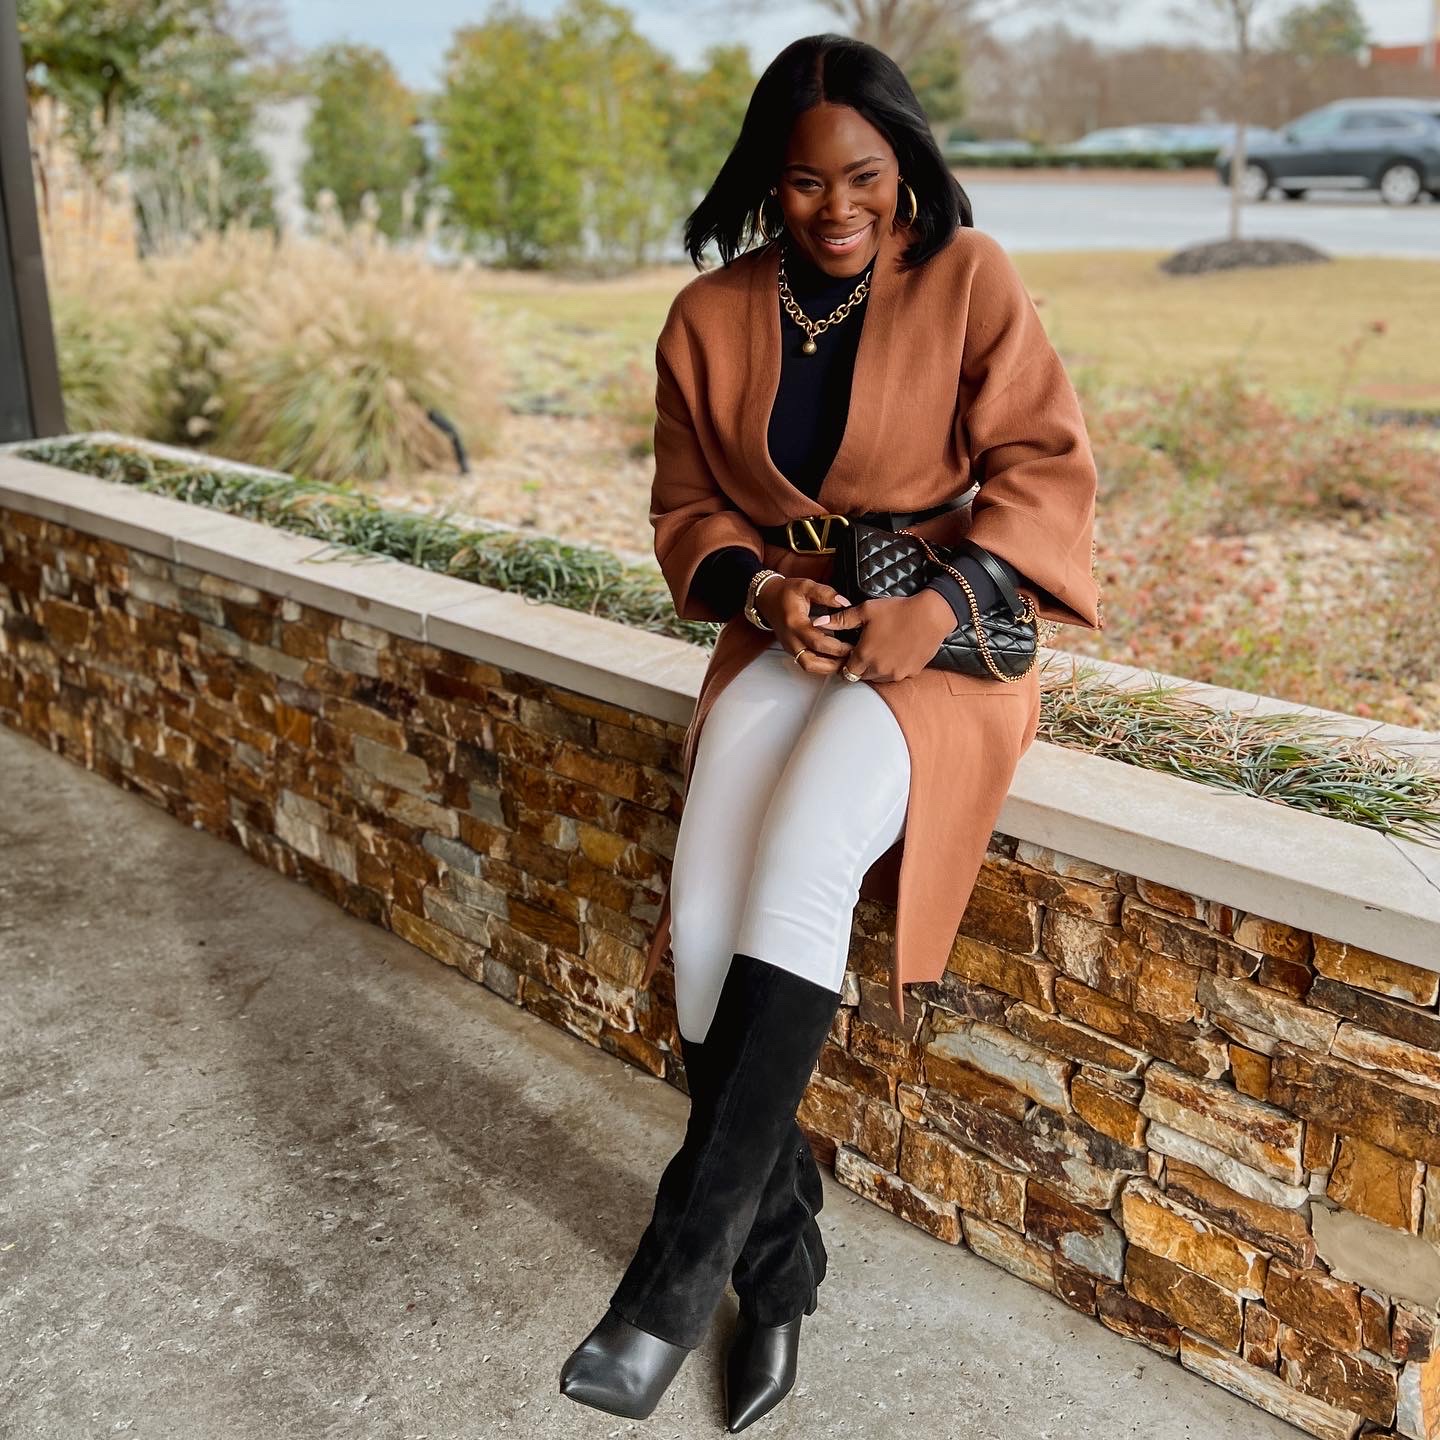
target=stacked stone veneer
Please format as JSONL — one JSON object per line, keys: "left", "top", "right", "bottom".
{"left": 3, "top": 505, "right": 1439, "bottom": 1440}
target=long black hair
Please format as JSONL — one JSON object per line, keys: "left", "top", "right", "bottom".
{"left": 683, "top": 34, "right": 973, "bottom": 274}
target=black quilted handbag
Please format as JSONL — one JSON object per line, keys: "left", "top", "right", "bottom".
{"left": 829, "top": 519, "right": 1042, "bottom": 683}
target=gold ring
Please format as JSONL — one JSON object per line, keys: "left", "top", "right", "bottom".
{"left": 793, "top": 647, "right": 807, "bottom": 666}
{"left": 840, "top": 667, "right": 861, "bottom": 683}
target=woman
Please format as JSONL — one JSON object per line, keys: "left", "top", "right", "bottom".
{"left": 560, "top": 32, "right": 1103, "bottom": 1432}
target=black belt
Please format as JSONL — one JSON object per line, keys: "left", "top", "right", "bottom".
{"left": 758, "top": 490, "right": 974, "bottom": 555}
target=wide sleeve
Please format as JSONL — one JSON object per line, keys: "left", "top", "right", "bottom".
{"left": 954, "top": 234, "right": 1103, "bottom": 631}
{"left": 649, "top": 297, "right": 769, "bottom": 624}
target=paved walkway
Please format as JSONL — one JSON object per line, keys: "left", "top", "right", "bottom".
{"left": 0, "top": 725, "right": 1307, "bottom": 1439}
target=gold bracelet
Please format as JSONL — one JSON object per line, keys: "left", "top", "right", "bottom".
{"left": 743, "top": 569, "right": 783, "bottom": 631}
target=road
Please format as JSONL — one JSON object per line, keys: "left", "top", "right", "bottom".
{"left": 960, "top": 175, "right": 1439, "bottom": 259}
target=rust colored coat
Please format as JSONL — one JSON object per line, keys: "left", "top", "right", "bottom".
{"left": 639, "top": 219, "right": 1103, "bottom": 1020}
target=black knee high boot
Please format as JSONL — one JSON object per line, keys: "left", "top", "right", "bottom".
{"left": 681, "top": 1030, "right": 828, "bottom": 1325}
{"left": 685, "top": 1030, "right": 829, "bottom": 1433}
{"left": 560, "top": 953, "right": 841, "bottom": 1419}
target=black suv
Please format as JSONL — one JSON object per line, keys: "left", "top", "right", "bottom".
{"left": 1216, "top": 97, "right": 1440, "bottom": 204}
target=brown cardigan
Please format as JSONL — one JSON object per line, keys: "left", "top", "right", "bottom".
{"left": 640, "top": 218, "right": 1103, "bottom": 1020}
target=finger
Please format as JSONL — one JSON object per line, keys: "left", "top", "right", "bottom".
{"left": 795, "top": 576, "right": 853, "bottom": 607}
{"left": 804, "top": 578, "right": 853, "bottom": 609}
{"left": 812, "top": 600, "right": 864, "bottom": 630}
{"left": 802, "top": 632, "right": 854, "bottom": 660}
{"left": 792, "top": 645, "right": 833, "bottom": 676}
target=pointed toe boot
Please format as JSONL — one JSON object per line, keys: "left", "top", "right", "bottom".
{"left": 724, "top": 1304, "right": 813, "bottom": 1432}
{"left": 558, "top": 1307, "right": 690, "bottom": 1420}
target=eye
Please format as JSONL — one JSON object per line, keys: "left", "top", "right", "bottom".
{"left": 854, "top": 171, "right": 880, "bottom": 183}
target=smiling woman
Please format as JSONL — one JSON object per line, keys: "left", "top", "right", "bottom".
{"left": 559, "top": 31, "right": 1102, "bottom": 1433}
{"left": 779, "top": 129, "right": 891, "bottom": 261}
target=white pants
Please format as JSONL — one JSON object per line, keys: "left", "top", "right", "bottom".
{"left": 668, "top": 635, "right": 912, "bottom": 1042}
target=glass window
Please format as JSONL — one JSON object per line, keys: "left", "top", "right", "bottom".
{"left": 1342, "top": 110, "right": 1420, "bottom": 132}
{"left": 1287, "top": 109, "right": 1346, "bottom": 142}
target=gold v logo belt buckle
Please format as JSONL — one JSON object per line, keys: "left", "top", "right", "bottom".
{"left": 784, "top": 513, "right": 852, "bottom": 554}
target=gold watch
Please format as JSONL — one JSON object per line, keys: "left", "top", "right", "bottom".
{"left": 743, "top": 569, "right": 783, "bottom": 630}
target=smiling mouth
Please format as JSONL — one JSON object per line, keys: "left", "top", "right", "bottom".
{"left": 817, "top": 221, "right": 874, "bottom": 250}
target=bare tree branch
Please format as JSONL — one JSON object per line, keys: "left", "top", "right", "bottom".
{"left": 1171, "top": 0, "right": 1269, "bottom": 239}
{"left": 694, "top": 0, "right": 1116, "bottom": 70}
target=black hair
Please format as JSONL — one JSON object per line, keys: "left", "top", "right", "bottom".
{"left": 683, "top": 33, "right": 973, "bottom": 273}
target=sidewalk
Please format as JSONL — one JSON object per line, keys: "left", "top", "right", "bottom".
{"left": 0, "top": 724, "right": 1307, "bottom": 1439}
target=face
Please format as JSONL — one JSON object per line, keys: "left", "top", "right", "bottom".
{"left": 773, "top": 102, "right": 898, "bottom": 277}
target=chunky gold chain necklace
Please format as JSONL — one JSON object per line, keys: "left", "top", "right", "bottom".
{"left": 777, "top": 251, "right": 872, "bottom": 356}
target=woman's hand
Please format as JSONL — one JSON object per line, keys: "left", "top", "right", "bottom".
{"left": 754, "top": 576, "right": 855, "bottom": 673}
{"left": 814, "top": 588, "right": 956, "bottom": 682}
{"left": 758, "top": 578, "right": 955, "bottom": 681}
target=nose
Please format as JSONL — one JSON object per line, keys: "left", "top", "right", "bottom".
{"left": 819, "top": 187, "right": 859, "bottom": 221}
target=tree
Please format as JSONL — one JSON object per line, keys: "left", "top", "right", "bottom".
{"left": 434, "top": 6, "right": 572, "bottom": 266}
{"left": 435, "top": 0, "right": 675, "bottom": 270}
{"left": 19, "top": 0, "right": 283, "bottom": 246}
{"left": 21, "top": 0, "right": 208, "bottom": 197}
{"left": 301, "top": 44, "right": 428, "bottom": 239}
{"left": 549, "top": 0, "right": 674, "bottom": 268}
{"left": 663, "top": 45, "right": 756, "bottom": 207}
{"left": 1175, "top": 0, "right": 1269, "bottom": 240}
{"left": 1271, "top": 0, "right": 1368, "bottom": 61}
{"left": 714, "top": 0, "right": 1108, "bottom": 75}
{"left": 907, "top": 34, "right": 969, "bottom": 130}
{"left": 126, "top": 27, "right": 281, "bottom": 248}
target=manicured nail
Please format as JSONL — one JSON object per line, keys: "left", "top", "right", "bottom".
{"left": 814, "top": 615, "right": 830, "bottom": 626}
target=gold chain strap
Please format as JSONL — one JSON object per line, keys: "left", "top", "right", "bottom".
{"left": 900, "top": 529, "right": 1041, "bottom": 684}
{"left": 1091, "top": 530, "right": 1105, "bottom": 633}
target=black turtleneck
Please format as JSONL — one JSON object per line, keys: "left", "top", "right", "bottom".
{"left": 690, "top": 238, "right": 1023, "bottom": 628}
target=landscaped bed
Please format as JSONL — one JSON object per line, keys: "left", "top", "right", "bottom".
{"left": 15, "top": 435, "right": 1440, "bottom": 848}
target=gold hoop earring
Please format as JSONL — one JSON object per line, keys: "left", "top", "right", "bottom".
{"left": 897, "top": 178, "right": 919, "bottom": 227}
{"left": 758, "top": 188, "right": 784, "bottom": 243}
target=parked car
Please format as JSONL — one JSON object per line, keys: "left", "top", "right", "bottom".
{"left": 1216, "top": 98, "right": 1440, "bottom": 204}
{"left": 1154, "top": 122, "right": 1283, "bottom": 153}
{"left": 944, "top": 138, "right": 1036, "bottom": 158}
{"left": 1058, "top": 126, "right": 1176, "bottom": 153}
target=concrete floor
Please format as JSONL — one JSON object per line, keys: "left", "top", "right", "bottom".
{"left": 0, "top": 724, "right": 1308, "bottom": 1440}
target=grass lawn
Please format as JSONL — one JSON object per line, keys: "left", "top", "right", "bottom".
{"left": 472, "top": 250, "right": 1440, "bottom": 416}
{"left": 1018, "top": 251, "right": 1440, "bottom": 412}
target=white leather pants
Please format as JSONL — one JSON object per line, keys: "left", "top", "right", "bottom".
{"left": 668, "top": 635, "right": 912, "bottom": 1043}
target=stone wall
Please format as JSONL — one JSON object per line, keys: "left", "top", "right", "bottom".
{"left": 3, "top": 501, "right": 1439, "bottom": 1440}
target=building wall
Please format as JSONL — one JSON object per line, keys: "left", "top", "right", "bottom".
{"left": 3, "top": 504, "right": 1439, "bottom": 1440}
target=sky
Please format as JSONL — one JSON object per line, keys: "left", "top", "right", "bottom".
{"left": 277, "top": 0, "right": 1437, "bottom": 93}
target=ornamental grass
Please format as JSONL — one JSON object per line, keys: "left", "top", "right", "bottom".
{"left": 43, "top": 208, "right": 504, "bottom": 486}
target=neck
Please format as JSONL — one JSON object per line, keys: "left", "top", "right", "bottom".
{"left": 784, "top": 239, "right": 875, "bottom": 297}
